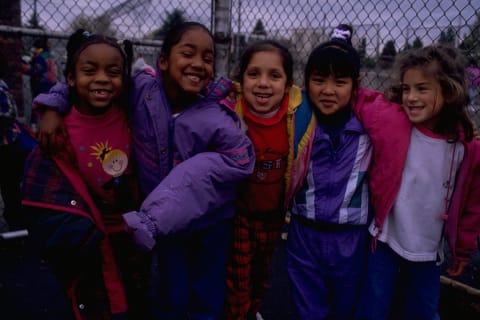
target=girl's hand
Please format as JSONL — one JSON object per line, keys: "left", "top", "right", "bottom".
{"left": 446, "top": 260, "right": 469, "bottom": 277}
{"left": 36, "top": 109, "right": 67, "bottom": 156}
{"left": 473, "top": 123, "right": 480, "bottom": 140}
{"left": 468, "top": 116, "right": 480, "bottom": 139}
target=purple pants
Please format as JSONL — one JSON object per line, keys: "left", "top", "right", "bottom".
{"left": 286, "top": 215, "right": 368, "bottom": 320}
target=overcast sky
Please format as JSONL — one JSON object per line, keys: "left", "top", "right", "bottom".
{"left": 22, "top": 0, "right": 480, "bottom": 50}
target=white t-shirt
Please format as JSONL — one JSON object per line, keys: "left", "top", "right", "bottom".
{"left": 370, "top": 127, "right": 464, "bottom": 262}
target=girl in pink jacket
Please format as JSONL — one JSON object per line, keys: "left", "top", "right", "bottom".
{"left": 354, "top": 45, "right": 480, "bottom": 319}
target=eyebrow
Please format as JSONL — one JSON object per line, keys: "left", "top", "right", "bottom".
{"left": 412, "top": 82, "right": 431, "bottom": 86}
{"left": 79, "top": 60, "right": 122, "bottom": 68}
{"left": 402, "top": 81, "right": 430, "bottom": 86}
{"left": 179, "top": 43, "right": 214, "bottom": 54}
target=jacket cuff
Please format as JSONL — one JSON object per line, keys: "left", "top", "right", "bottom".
{"left": 122, "top": 211, "right": 157, "bottom": 251}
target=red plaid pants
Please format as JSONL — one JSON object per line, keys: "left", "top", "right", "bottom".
{"left": 223, "top": 212, "right": 284, "bottom": 319}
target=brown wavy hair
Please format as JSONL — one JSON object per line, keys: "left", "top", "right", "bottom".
{"left": 388, "top": 45, "right": 473, "bottom": 141}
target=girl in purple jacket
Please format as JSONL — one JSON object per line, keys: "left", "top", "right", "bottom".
{"left": 33, "top": 22, "right": 254, "bottom": 320}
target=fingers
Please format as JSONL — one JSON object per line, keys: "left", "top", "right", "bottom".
{"left": 446, "top": 260, "right": 468, "bottom": 277}
{"left": 37, "top": 130, "right": 55, "bottom": 156}
{"left": 36, "top": 110, "right": 67, "bottom": 156}
{"left": 36, "top": 124, "right": 68, "bottom": 157}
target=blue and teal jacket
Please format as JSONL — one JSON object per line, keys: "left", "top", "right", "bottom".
{"left": 285, "top": 91, "right": 373, "bottom": 226}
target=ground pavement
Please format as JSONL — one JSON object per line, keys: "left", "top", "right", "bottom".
{"left": 1, "top": 220, "right": 479, "bottom": 319}
{"left": 260, "top": 237, "right": 480, "bottom": 319}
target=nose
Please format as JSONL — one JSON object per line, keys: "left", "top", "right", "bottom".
{"left": 258, "top": 74, "right": 269, "bottom": 87}
{"left": 94, "top": 70, "right": 109, "bottom": 82}
{"left": 323, "top": 80, "right": 335, "bottom": 94}
{"left": 405, "top": 90, "right": 417, "bottom": 102}
{"left": 190, "top": 55, "right": 204, "bottom": 69}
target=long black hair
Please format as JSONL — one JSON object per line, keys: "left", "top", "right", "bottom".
{"left": 159, "top": 21, "right": 214, "bottom": 60}
{"left": 304, "top": 24, "right": 361, "bottom": 94}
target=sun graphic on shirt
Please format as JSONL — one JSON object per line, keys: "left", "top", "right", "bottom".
{"left": 90, "top": 141, "right": 112, "bottom": 161}
{"left": 89, "top": 141, "right": 128, "bottom": 177}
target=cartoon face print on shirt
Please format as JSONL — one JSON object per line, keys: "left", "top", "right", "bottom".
{"left": 91, "top": 141, "right": 128, "bottom": 178}
{"left": 102, "top": 149, "right": 129, "bottom": 178}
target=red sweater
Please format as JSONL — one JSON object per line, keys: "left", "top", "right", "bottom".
{"left": 236, "top": 96, "right": 289, "bottom": 214}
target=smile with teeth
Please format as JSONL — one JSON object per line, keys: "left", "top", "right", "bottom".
{"left": 407, "top": 105, "right": 424, "bottom": 113}
{"left": 254, "top": 93, "right": 272, "bottom": 104}
{"left": 91, "top": 89, "right": 112, "bottom": 98}
{"left": 186, "top": 74, "right": 202, "bottom": 83}
{"left": 255, "top": 93, "right": 272, "bottom": 98}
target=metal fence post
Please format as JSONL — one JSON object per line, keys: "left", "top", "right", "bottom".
{"left": 212, "top": 0, "right": 232, "bottom": 79}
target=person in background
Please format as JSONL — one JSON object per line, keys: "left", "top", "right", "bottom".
{"left": 131, "top": 53, "right": 155, "bottom": 76}
{"left": 24, "top": 36, "right": 59, "bottom": 128}
{"left": 33, "top": 21, "right": 255, "bottom": 320}
{"left": 222, "top": 40, "right": 302, "bottom": 320}
{"left": 0, "top": 51, "right": 36, "bottom": 231}
{"left": 21, "top": 29, "right": 151, "bottom": 319}
{"left": 354, "top": 45, "right": 480, "bottom": 319}
{"left": 28, "top": 36, "right": 59, "bottom": 98}
{"left": 284, "top": 24, "right": 373, "bottom": 319}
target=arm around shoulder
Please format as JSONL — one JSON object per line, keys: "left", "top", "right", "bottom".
{"left": 33, "top": 81, "right": 71, "bottom": 114}
{"left": 123, "top": 108, "right": 254, "bottom": 246}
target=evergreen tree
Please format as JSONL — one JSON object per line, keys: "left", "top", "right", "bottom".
{"left": 412, "top": 36, "right": 423, "bottom": 49}
{"left": 438, "top": 26, "right": 456, "bottom": 46}
{"left": 252, "top": 19, "right": 267, "bottom": 36}
{"left": 459, "top": 11, "right": 480, "bottom": 59}
{"left": 381, "top": 40, "right": 397, "bottom": 58}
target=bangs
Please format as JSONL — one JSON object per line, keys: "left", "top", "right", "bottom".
{"left": 310, "top": 47, "right": 357, "bottom": 78}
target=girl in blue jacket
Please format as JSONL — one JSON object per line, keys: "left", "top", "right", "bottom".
{"left": 285, "top": 24, "right": 373, "bottom": 320}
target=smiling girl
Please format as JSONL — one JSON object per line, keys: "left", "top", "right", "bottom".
{"left": 21, "top": 30, "right": 152, "bottom": 320}
{"left": 284, "top": 24, "right": 374, "bottom": 320}
{"left": 222, "top": 40, "right": 302, "bottom": 320}
{"left": 354, "top": 45, "right": 480, "bottom": 319}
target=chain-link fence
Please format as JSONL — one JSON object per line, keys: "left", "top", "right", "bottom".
{"left": 0, "top": 0, "right": 479, "bottom": 125}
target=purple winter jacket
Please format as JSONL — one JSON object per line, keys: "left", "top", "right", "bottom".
{"left": 33, "top": 69, "right": 255, "bottom": 250}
